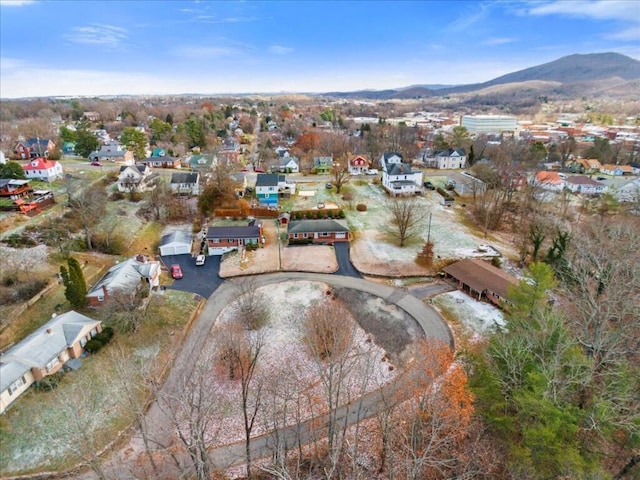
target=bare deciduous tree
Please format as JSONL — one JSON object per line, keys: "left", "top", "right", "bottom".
{"left": 385, "top": 197, "right": 429, "bottom": 247}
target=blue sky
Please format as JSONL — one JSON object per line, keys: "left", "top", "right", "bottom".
{"left": 1, "top": 0, "right": 639, "bottom": 98}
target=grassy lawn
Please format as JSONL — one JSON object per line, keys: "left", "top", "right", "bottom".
{"left": 0, "top": 289, "right": 200, "bottom": 476}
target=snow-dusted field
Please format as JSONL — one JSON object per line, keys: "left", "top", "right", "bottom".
{"left": 199, "top": 281, "right": 396, "bottom": 446}
{"left": 344, "top": 182, "right": 518, "bottom": 275}
{"left": 432, "top": 290, "right": 506, "bottom": 337}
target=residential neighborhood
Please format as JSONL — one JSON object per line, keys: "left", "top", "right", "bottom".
{"left": 0, "top": 89, "right": 639, "bottom": 480}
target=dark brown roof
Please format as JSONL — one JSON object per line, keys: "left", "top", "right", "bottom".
{"left": 443, "top": 258, "right": 518, "bottom": 298}
{"left": 206, "top": 226, "right": 260, "bottom": 239}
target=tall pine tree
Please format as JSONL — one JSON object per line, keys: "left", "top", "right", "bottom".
{"left": 60, "top": 257, "right": 87, "bottom": 308}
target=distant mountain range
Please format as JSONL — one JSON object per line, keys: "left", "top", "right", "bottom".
{"left": 321, "top": 52, "right": 640, "bottom": 100}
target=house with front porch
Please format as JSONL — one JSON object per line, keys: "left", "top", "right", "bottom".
{"left": 380, "top": 152, "right": 423, "bottom": 196}
{"left": 0, "top": 311, "right": 102, "bottom": 413}
{"left": 348, "top": 154, "right": 371, "bottom": 175}
{"left": 170, "top": 172, "right": 200, "bottom": 196}
{"left": 138, "top": 156, "right": 181, "bottom": 169}
{"left": 255, "top": 173, "right": 295, "bottom": 207}
{"left": 205, "top": 223, "right": 263, "bottom": 255}
{"left": 117, "top": 164, "right": 158, "bottom": 193}
{"left": 313, "top": 156, "right": 334, "bottom": 174}
{"left": 278, "top": 156, "right": 300, "bottom": 173}
{"left": 286, "top": 219, "right": 350, "bottom": 245}
{"left": 22, "top": 157, "right": 64, "bottom": 182}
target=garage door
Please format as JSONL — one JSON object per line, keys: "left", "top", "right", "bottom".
{"left": 160, "top": 244, "right": 190, "bottom": 256}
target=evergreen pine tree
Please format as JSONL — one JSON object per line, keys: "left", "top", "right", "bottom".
{"left": 61, "top": 257, "right": 88, "bottom": 308}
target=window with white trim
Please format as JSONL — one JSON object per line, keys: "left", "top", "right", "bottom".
{"left": 320, "top": 232, "right": 330, "bottom": 237}
{"left": 45, "top": 357, "right": 60, "bottom": 372}
{"left": 8, "top": 376, "right": 27, "bottom": 395}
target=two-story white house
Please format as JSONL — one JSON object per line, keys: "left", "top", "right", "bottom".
{"left": 380, "top": 152, "right": 423, "bottom": 196}
{"left": 430, "top": 148, "right": 467, "bottom": 169}
{"left": 117, "top": 164, "right": 158, "bottom": 193}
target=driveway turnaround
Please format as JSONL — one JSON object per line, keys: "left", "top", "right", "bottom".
{"left": 140, "top": 273, "right": 453, "bottom": 472}
{"left": 160, "top": 254, "right": 224, "bottom": 298}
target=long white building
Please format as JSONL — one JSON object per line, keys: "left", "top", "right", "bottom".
{"left": 461, "top": 115, "right": 517, "bottom": 134}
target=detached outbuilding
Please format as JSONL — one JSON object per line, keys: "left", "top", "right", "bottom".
{"left": 159, "top": 231, "right": 193, "bottom": 256}
{"left": 443, "top": 258, "right": 518, "bottom": 307}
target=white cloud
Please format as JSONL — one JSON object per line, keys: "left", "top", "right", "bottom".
{"left": 0, "top": 0, "right": 36, "bottom": 6}
{"left": 64, "top": 24, "right": 127, "bottom": 47}
{"left": 447, "top": 3, "right": 491, "bottom": 32}
{"left": 603, "top": 26, "right": 640, "bottom": 41}
{"left": 482, "top": 37, "right": 516, "bottom": 46}
{"left": 169, "top": 45, "right": 246, "bottom": 59}
{"left": 268, "top": 45, "right": 293, "bottom": 55}
{"left": 527, "top": 0, "right": 639, "bottom": 22}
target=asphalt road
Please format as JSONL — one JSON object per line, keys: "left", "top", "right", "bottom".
{"left": 159, "top": 254, "right": 223, "bottom": 298}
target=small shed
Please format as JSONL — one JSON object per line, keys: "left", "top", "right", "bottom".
{"left": 159, "top": 231, "right": 193, "bottom": 256}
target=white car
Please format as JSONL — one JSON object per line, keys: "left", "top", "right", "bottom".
{"left": 366, "top": 169, "right": 379, "bottom": 175}
{"left": 195, "top": 254, "right": 206, "bottom": 266}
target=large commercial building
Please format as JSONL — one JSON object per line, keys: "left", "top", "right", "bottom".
{"left": 461, "top": 115, "right": 517, "bottom": 134}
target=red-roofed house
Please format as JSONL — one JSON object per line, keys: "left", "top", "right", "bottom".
{"left": 22, "top": 158, "right": 63, "bottom": 182}
{"left": 348, "top": 154, "right": 371, "bottom": 175}
{"left": 531, "top": 171, "right": 566, "bottom": 191}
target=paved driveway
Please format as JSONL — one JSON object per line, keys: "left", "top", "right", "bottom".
{"left": 160, "top": 254, "right": 224, "bottom": 298}
{"left": 333, "top": 242, "right": 363, "bottom": 278}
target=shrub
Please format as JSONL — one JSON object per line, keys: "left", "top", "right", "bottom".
{"left": 110, "top": 191, "right": 126, "bottom": 201}
{"left": 356, "top": 203, "right": 367, "bottom": 211}
{"left": 84, "top": 338, "right": 105, "bottom": 354}
{"left": 339, "top": 209, "right": 346, "bottom": 218}
{"left": 491, "top": 256, "right": 502, "bottom": 268}
{"left": 2, "top": 234, "right": 37, "bottom": 248}
{"left": 35, "top": 372, "right": 65, "bottom": 391}
{"left": 16, "top": 279, "right": 48, "bottom": 302}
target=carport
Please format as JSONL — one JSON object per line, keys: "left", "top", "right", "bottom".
{"left": 159, "top": 231, "right": 193, "bottom": 256}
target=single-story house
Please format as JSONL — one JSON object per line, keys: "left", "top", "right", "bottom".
{"left": 170, "top": 172, "right": 200, "bottom": 196}
{"left": 531, "top": 171, "right": 566, "bottom": 191}
{"left": 0, "top": 310, "right": 102, "bottom": 413}
{"left": 443, "top": 258, "right": 519, "bottom": 307}
{"left": 614, "top": 177, "right": 640, "bottom": 203}
{"left": 89, "top": 142, "right": 134, "bottom": 165}
{"left": 187, "top": 153, "right": 217, "bottom": 171}
{"left": 205, "top": 224, "right": 263, "bottom": 255}
{"left": 22, "top": 158, "right": 64, "bottom": 182}
{"left": 159, "top": 231, "right": 193, "bottom": 256}
{"left": 446, "top": 171, "right": 486, "bottom": 196}
{"left": 573, "top": 158, "right": 602, "bottom": 174}
{"left": 600, "top": 164, "right": 633, "bottom": 176}
{"left": 287, "top": 219, "right": 350, "bottom": 244}
{"left": 86, "top": 254, "right": 161, "bottom": 307}
{"left": 564, "top": 175, "right": 608, "bottom": 195}
{"left": 138, "top": 156, "right": 182, "bottom": 169}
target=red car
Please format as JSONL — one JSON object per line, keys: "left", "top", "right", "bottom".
{"left": 254, "top": 167, "right": 265, "bottom": 173}
{"left": 90, "top": 161, "right": 102, "bottom": 166}
{"left": 170, "top": 264, "right": 183, "bottom": 279}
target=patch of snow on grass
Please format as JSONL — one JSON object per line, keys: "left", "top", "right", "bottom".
{"left": 432, "top": 290, "right": 505, "bottom": 335}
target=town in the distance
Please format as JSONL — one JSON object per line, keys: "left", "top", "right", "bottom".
{"left": 0, "top": 51, "right": 639, "bottom": 480}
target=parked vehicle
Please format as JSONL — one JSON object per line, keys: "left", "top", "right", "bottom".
{"left": 597, "top": 176, "right": 607, "bottom": 181}
{"left": 366, "top": 169, "right": 379, "bottom": 175}
{"left": 325, "top": 182, "right": 333, "bottom": 189}
{"left": 170, "top": 264, "right": 183, "bottom": 279}
{"left": 90, "top": 161, "right": 102, "bottom": 166}
{"left": 195, "top": 255, "right": 206, "bottom": 266}
{"left": 424, "top": 181, "right": 436, "bottom": 190}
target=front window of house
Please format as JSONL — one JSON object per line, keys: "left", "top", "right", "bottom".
{"left": 46, "top": 357, "right": 60, "bottom": 372}
{"left": 320, "top": 232, "right": 330, "bottom": 237}
{"left": 8, "top": 376, "right": 27, "bottom": 395}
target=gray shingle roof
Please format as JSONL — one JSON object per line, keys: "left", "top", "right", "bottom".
{"left": 170, "top": 172, "right": 199, "bottom": 184}
{"left": 287, "top": 219, "right": 349, "bottom": 234}
{"left": 206, "top": 225, "right": 261, "bottom": 239}
{"left": 87, "top": 256, "right": 160, "bottom": 298}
